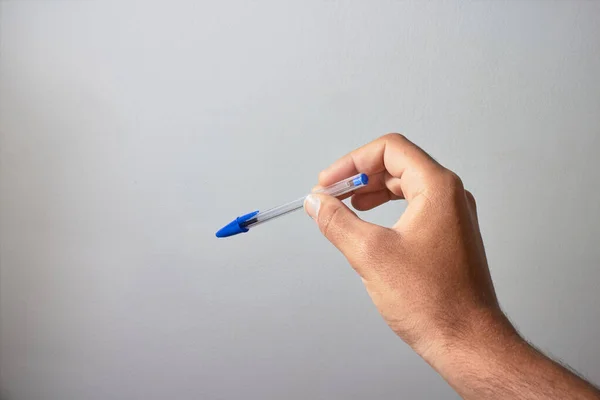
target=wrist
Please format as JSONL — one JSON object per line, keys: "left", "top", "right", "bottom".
{"left": 414, "top": 307, "right": 523, "bottom": 375}
{"left": 412, "top": 308, "right": 600, "bottom": 399}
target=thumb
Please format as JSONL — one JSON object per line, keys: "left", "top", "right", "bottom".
{"left": 304, "top": 193, "right": 372, "bottom": 260}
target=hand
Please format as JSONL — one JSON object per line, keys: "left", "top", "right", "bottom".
{"left": 304, "top": 133, "right": 510, "bottom": 355}
{"left": 304, "top": 134, "right": 600, "bottom": 399}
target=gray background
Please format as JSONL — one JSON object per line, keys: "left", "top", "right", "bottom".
{"left": 1, "top": 1, "right": 599, "bottom": 399}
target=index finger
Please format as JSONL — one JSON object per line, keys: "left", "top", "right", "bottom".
{"left": 318, "top": 133, "right": 443, "bottom": 202}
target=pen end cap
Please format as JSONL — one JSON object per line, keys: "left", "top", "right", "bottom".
{"left": 353, "top": 173, "right": 368, "bottom": 187}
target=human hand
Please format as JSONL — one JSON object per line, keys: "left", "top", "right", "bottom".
{"left": 304, "top": 134, "right": 600, "bottom": 399}
{"left": 304, "top": 134, "right": 513, "bottom": 358}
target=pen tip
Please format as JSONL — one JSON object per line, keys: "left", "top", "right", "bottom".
{"left": 215, "top": 230, "right": 224, "bottom": 238}
{"left": 215, "top": 218, "right": 246, "bottom": 238}
{"left": 216, "top": 210, "right": 259, "bottom": 238}
{"left": 215, "top": 223, "right": 234, "bottom": 238}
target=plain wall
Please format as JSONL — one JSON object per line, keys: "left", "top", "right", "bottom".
{"left": 1, "top": 1, "right": 599, "bottom": 399}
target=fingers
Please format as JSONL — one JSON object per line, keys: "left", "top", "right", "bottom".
{"left": 354, "top": 170, "right": 405, "bottom": 198}
{"left": 304, "top": 193, "right": 381, "bottom": 268}
{"left": 313, "top": 170, "right": 405, "bottom": 207}
{"left": 351, "top": 190, "right": 403, "bottom": 211}
{"left": 318, "top": 133, "right": 443, "bottom": 202}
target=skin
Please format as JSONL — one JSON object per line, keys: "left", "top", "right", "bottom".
{"left": 304, "top": 133, "right": 600, "bottom": 400}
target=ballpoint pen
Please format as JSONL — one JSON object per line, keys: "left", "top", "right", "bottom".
{"left": 216, "top": 173, "right": 369, "bottom": 238}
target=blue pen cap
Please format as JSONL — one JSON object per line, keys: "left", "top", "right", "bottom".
{"left": 353, "top": 173, "right": 369, "bottom": 187}
{"left": 216, "top": 210, "right": 259, "bottom": 238}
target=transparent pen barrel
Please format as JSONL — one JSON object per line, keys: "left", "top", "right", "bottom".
{"left": 315, "top": 180, "right": 356, "bottom": 197}
{"left": 247, "top": 197, "right": 306, "bottom": 228}
{"left": 242, "top": 173, "right": 368, "bottom": 229}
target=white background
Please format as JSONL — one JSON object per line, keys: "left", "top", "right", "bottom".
{"left": 1, "top": 1, "right": 599, "bottom": 399}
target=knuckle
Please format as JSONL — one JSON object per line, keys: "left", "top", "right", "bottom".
{"left": 382, "top": 132, "right": 407, "bottom": 142}
{"left": 465, "top": 190, "right": 477, "bottom": 208}
{"left": 439, "top": 170, "right": 465, "bottom": 192}
{"left": 427, "top": 170, "right": 466, "bottom": 207}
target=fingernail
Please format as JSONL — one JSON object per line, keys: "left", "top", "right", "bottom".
{"left": 304, "top": 195, "right": 320, "bottom": 219}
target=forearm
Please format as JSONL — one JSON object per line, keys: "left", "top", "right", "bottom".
{"left": 421, "top": 312, "right": 600, "bottom": 399}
